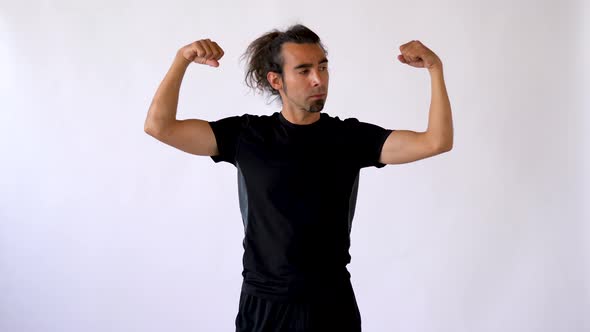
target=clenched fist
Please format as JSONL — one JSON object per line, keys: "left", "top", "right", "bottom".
{"left": 179, "top": 39, "right": 225, "bottom": 67}
{"left": 397, "top": 40, "right": 442, "bottom": 70}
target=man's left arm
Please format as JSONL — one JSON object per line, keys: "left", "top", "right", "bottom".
{"left": 379, "top": 40, "right": 454, "bottom": 165}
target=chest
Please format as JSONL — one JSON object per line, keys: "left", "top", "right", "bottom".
{"left": 235, "top": 128, "right": 357, "bottom": 197}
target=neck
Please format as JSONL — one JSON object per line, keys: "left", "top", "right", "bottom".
{"left": 280, "top": 107, "right": 321, "bottom": 125}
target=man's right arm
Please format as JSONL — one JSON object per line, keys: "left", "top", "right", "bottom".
{"left": 144, "top": 39, "right": 224, "bottom": 156}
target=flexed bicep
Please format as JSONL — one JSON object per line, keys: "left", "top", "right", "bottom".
{"left": 378, "top": 130, "right": 448, "bottom": 165}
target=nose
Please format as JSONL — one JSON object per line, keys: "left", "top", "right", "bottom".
{"left": 310, "top": 70, "right": 324, "bottom": 87}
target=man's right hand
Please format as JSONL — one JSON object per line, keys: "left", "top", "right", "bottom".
{"left": 178, "top": 39, "right": 225, "bottom": 67}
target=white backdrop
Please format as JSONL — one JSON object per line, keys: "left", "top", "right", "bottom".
{"left": 1, "top": 0, "right": 588, "bottom": 331}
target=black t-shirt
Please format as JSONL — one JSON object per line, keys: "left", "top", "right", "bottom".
{"left": 209, "top": 111, "right": 393, "bottom": 302}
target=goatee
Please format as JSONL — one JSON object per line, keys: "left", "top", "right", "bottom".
{"left": 308, "top": 99, "right": 325, "bottom": 113}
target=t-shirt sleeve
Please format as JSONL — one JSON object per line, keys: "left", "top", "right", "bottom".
{"left": 208, "top": 114, "right": 249, "bottom": 165}
{"left": 345, "top": 118, "right": 394, "bottom": 169}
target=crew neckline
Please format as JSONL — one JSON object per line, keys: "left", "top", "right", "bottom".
{"left": 278, "top": 111, "right": 325, "bottom": 129}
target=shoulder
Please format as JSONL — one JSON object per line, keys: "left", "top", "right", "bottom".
{"left": 210, "top": 113, "right": 266, "bottom": 128}
{"left": 209, "top": 113, "right": 280, "bottom": 137}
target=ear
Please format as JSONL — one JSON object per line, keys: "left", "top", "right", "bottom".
{"left": 267, "top": 71, "right": 283, "bottom": 91}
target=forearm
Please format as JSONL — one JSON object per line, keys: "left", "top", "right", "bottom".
{"left": 144, "top": 51, "right": 191, "bottom": 133}
{"left": 426, "top": 66, "right": 454, "bottom": 151}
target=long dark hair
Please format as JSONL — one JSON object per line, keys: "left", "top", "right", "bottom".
{"left": 242, "top": 24, "right": 327, "bottom": 102}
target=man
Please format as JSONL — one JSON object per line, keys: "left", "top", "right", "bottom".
{"left": 144, "top": 24, "right": 453, "bottom": 332}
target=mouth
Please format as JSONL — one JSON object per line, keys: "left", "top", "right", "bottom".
{"left": 310, "top": 94, "right": 326, "bottom": 99}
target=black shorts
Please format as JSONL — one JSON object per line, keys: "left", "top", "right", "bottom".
{"left": 235, "top": 281, "right": 362, "bottom": 332}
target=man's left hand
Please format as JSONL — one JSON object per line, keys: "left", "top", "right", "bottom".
{"left": 397, "top": 40, "right": 442, "bottom": 71}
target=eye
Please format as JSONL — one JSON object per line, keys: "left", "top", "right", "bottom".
{"left": 299, "top": 69, "right": 309, "bottom": 74}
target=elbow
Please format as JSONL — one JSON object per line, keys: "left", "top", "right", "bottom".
{"left": 144, "top": 119, "right": 164, "bottom": 137}
{"left": 441, "top": 144, "right": 453, "bottom": 153}
{"left": 426, "top": 130, "right": 453, "bottom": 154}
{"left": 435, "top": 131, "right": 454, "bottom": 153}
{"left": 144, "top": 120, "right": 156, "bottom": 136}
{"left": 433, "top": 139, "right": 453, "bottom": 153}
{"left": 144, "top": 105, "right": 174, "bottom": 136}
{"left": 439, "top": 141, "right": 453, "bottom": 153}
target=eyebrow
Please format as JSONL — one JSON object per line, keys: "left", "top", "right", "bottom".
{"left": 293, "top": 58, "right": 329, "bottom": 70}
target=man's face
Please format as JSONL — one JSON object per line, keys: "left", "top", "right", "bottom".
{"left": 277, "top": 42, "right": 329, "bottom": 113}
